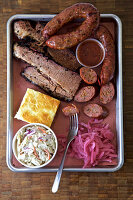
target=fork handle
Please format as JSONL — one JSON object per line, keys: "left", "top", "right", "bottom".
{"left": 52, "top": 142, "right": 70, "bottom": 193}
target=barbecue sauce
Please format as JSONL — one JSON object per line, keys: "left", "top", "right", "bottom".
{"left": 77, "top": 39, "right": 104, "bottom": 67}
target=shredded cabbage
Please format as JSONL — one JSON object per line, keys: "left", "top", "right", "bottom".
{"left": 16, "top": 125, "right": 56, "bottom": 166}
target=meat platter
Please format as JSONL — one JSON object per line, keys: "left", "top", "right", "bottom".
{"left": 7, "top": 12, "right": 124, "bottom": 172}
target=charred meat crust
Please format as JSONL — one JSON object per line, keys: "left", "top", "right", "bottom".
{"left": 14, "top": 20, "right": 45, "bottom": 44}
{"left": 21, "top": 66, "right": 73, "bottom": 101}
{"left": 13, "top": 40, "right": 47, "bottom": 55}
{"left": 14, "top": 43, "right": 81, "bottom": 101}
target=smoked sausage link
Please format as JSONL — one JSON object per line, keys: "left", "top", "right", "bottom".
{"left": 94, "top": 25, "right": 115, "bottom": 85}
{"left": 42, "top": 3, "right": 100, "bottom": 49}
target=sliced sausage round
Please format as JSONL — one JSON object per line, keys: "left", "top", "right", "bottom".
{"left": 100, "top": 82, "right": 115, "bottom": 104}
{"left": 62, "top": 104, "right": 79, "bottom": 116}
{"left": 84, "top": 103, "right": 106, "bottom": 118}
{"left": 80, "top": 67, "right": 97, "bottom": 84}
{"left": 74, "top": 86, "right": 95, "bottom": 102}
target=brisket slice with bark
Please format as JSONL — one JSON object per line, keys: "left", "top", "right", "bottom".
{"left": 22, "top": 66, "right": 76, "bottom": 101}
{"left": 14, "top": 43, "right": 81, "bottom": 101}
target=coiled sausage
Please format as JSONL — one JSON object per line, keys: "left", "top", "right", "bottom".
{"left": 42, "top": 3, "right": 100, "bottom": 49}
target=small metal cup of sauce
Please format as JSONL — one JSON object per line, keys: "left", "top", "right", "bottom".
{"left": 76, "top": 38, "right": 105, "bottom": 68}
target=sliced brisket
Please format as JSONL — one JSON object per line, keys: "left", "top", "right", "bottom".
{"left": 14, "top": 43, "right": 81, "bottom": 100}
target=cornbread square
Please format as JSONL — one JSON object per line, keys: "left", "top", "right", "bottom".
{"left": 15, "top": 88, "right": 60, "bottom": 127}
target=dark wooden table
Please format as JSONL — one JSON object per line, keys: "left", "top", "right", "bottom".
{"left": 1, "top": 0, "right": 133, "bottom": 199}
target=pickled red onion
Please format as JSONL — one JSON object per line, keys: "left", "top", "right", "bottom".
{"left": 57, "top": 119, "right": 117, "bottom": 168}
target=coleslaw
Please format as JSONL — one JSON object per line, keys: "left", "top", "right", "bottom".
{"left": 16, "top": 125, "right": 56, "bottom": 166}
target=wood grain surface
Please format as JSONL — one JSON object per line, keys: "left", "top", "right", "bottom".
{"left": 0, "top": 0, "right": 133, "bottom": 199}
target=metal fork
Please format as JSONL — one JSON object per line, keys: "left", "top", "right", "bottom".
{"left": 52, "top": 113, "right": 78, "bottom": 193}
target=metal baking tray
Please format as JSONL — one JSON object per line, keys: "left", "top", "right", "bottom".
{"left": 7, "top": 14, "right": 124, "bottom": 172}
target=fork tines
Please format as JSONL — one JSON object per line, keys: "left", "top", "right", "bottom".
{"left": 70, "top": 113, "right": 78, "bottom": 132}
